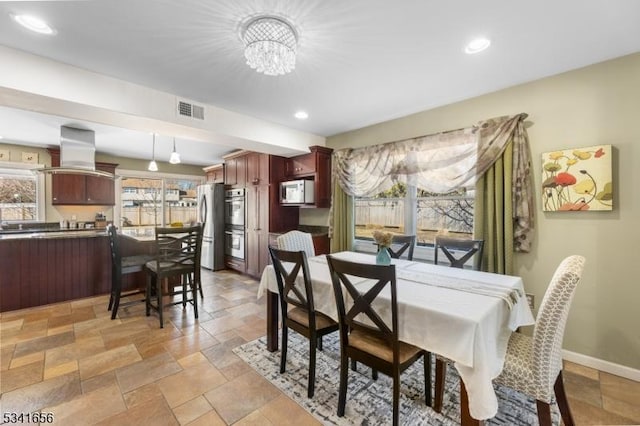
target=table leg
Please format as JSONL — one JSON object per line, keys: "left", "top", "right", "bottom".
{"left": 266, "top": 290, "right": 279, "bottom": 352}
{"left": 460, "top": 380, "right": 483, "bottom": 426}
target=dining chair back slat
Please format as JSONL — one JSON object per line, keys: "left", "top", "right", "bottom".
{"left": 434, "top": 236, "right": 484, "bottom": 270}
{"left": 387, "top": 235, "right": 416, "bottom": 261}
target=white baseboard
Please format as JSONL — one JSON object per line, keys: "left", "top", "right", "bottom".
{"left": 563, "top": 349, "right": 640, "bottom": 382}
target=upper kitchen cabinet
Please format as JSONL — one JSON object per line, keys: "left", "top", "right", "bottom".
{"left": 49, "top": 149, "right": 117, "bottom": 205}
{"left": 284, "top": 146, "right": 333, "bottom": 208}
{"left": 203, "top": 164, "right": 224, "bottom": 183}
{"left": 222, "top": 151, "right": 247, "bottom": 188}
{"left": 246, "top": 152, "right": 270, "bottom": 186}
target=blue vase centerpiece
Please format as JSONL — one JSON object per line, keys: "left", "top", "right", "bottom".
{"left": 376, "top": 246, "right": 391, "bottom": 265}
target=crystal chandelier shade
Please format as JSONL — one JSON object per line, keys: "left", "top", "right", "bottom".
{"left": 242, "top": 17, "right": 297, "bottom": 76}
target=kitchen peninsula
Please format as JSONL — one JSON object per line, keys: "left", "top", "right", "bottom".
{"left": 0, "top": 227, "right": 150, "bottom": 312}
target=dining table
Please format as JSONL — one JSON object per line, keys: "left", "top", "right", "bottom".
{"left": 258, "top": 251, "right": 535, "bottom": 425}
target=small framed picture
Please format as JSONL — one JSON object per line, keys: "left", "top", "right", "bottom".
{"left": 22, "top": 152, "right": 38, "bottom": 164}
{"left": 0, "top": 149, "right": 9, "bottom": 161}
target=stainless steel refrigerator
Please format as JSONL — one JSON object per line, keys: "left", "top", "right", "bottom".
{"left": 197, "top": 183, "right": 225, "bottom": 270}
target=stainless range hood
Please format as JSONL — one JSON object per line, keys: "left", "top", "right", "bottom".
{"left": 38, "top": 126, "right": 116, "bottom": 179}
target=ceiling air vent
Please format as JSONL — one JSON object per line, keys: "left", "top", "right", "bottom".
{"left": 177, "top": 100, "right": 205, "bottom": 120}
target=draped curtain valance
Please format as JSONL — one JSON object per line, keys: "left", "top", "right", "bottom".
{"left": 331, "top": 113, "right": 534, "bottom": 252}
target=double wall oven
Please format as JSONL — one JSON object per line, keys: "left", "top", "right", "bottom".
{"left": 224, "top": 189, "right": 245, "bottom": 260}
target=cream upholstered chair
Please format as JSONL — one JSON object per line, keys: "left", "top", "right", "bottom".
{"left": 276, "top": 230, "right": 315, "bottom": 258}
{"left": 493, "top": 255, "right": 586, "bottom": 426}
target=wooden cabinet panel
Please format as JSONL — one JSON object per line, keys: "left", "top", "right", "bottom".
{"left": 223, "top": 155, "right": 247, "bottom": 187}
{"left": 246, "top": 185, "right": 269, "bottom": 278}
{"left": 49, "top": 149, "right": 117, "bottom": 205}
{"left": 86, "top": 165, "right": 115, "bottom": 205}
{"left": 246, "top": 153, "right": 269, "bottom": 185}
{"left": 313, "top": 148, "right": 332, "bottom": 208}
{"left": 224, "top": 157, "right": 238, "bottom": 186}
{"left": 285, "top": 154, "right": 316, "bottom": 177}
{"left": 52, "top": 174, "right": 86, "bottom": 204}
{"left": 0, "top": 236, "right": 111, "bottom": 312}
{"left": 204, "top": 164, "right": 224, "bottom": 183}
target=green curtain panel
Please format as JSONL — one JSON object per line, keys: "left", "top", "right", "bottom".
{"left": 329, "top": 178, "right": 354, "bottom": 253}
{"left": 474, "top": 143, "right": 515, "bottom": 274}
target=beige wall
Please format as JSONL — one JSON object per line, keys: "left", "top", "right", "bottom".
{"left": 0, "top": 142, "right": 205, "bottom": 223}
{"left": 327, "top": 53, "right": 640, "bottom": 370}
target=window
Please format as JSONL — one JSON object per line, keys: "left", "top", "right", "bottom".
{"left": 117, "top": 172, "right": 203, "bottom": 230}
{"left": 355, "top": 182, "right": 474, "bottom": 248}
{"left": 0, "top": 163, "right": 45, "bottom": 222}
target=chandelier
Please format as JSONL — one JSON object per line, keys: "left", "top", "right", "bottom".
{"left": 242, "top": 16, "right": 298, "bottom": 76}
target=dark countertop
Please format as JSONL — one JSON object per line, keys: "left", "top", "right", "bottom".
{"left": 0, "top": 229, "right": 107, "bottom": 240}
{"left": 269, "top": 226, "right": 329, "bottom": 237}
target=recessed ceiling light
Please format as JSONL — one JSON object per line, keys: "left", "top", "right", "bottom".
{"left": 464, "top": 37, "right": 490, "bottom": 54}
{"left": 12, "top": 14, "right": 56, "bottom": 35}
{"left": 294, "top": 111, "right": 309, "bottom": 120}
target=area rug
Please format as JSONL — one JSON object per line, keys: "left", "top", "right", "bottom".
{"left": 233, "top": 333, "right": 559, "bottom": 425}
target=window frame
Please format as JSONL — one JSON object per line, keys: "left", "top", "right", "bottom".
{"left": 0, "top": 161, "right": 45, "bottom": 223}
{"left": 115, "top": 169, "right": 204, "bottom": 229}
{"left": 353, "top": 183, "right": 475, "bottom": 262}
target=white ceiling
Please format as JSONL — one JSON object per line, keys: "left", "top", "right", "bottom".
{"left": 1, "top": 0, "right": 640, "bottom": 165}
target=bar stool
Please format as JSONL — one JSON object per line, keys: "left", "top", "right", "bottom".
{"left": 106, "top": 224, "right": 154, "bottom": 320}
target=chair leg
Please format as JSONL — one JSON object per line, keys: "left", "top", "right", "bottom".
{"left": 157, "top": 278, "right": 164, "bottom": 328}
{"left": 535, "top": 400, "right": 553, "bottom": 426}
{"left": 433, "top": 358, "right": 446, "bottom": 413}
{"left": 351, "top": 359, "right": 357, "bottom": 371}
{"left": 318, "top": 335, "right": 323, "bottom": 351}
{"left": 191, "top": 274, "right": 199, "bottom": 319}
{"left": 554, "top": 371, "right": 575, "bottom": 426}
{"left": 145, "top": 275, "right": 152, "bottom": 317}
{"left": 280, "top": 325, "right": 288, "bottom": 374}
{"left": 308, "top": 335, "right": 317, "bottom": 398}
{"left": 372, "top": 368, "right": 378, "bottom": 380}
{"left": 337, "top": 354, "right": 348, "bottom": 417}
{"left": 392, "top": 370, "right": 400, "bottom": 426}
{"left": 110, "top": 276, "right": 122, "bottom": 320}
{"left": 424, "top": 352, "right": 432, "bottom": 407}
{"left": 181, "top": 273, "right": 188, "bottom": 308}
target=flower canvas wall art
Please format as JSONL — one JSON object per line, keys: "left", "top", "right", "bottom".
{"left": 542, "top": 144, "right": 612, "bottom": 211}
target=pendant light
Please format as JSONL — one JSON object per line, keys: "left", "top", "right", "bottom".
{"left": 169, "top": 137, "right": 181, "bottom": 164}
{"left": 148, "top": 133, "right": 158, "bottom": 172}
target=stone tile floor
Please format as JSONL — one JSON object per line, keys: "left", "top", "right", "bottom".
{"left": 1, "top": 268, "right": 638, "bottom": 425}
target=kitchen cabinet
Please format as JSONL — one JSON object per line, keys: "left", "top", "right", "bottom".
{"left": 245, "top": 184, "right": 270, "bottom": 277}
{"left": 284, "top": 146, "right": 333, "bottom": 208}
{"left": 285, "top": 153, "right": 316, "bottom": 176}
{"left": 246, "top": 152, "right": 270, "bottom": 185}
{"left": 203, "top": 164, "right": 224, "bottom": 183}
{"left": 223, "top": 151, "right": 247, "bottom": 187}
{"left": 49, "top": 149, "right": 117, "bottom": 205}
{"left": 236, "top": 153, "right": 298, "bottom": 277}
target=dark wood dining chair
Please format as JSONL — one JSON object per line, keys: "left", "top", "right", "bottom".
{"left": 326, "top": 255, "right": 432, "bottom": 426}
{"left": 432, "top": 235, "right": 485, "bottom": 412}
{"left": 144, "top": 224, "right": 202, "bottom": 328}
{"left": 386, "top": 234, "right": 416, "bottom": 260}
{"left": 106, "top": 224, "right": 154, "bottom": 320}
{"left": 434, "top": 236, "right": 484, "bottom": 270}
{"left": 269, "top": 247, "right": 338, "bottom": 398}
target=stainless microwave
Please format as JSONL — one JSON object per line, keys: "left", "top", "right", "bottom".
{"left": 280, "top": 180, "right": 315, "bottom": 204}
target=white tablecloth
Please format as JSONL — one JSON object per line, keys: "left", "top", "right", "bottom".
{"left": 258, "top": 251, "right": 535, "bottom": 420}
